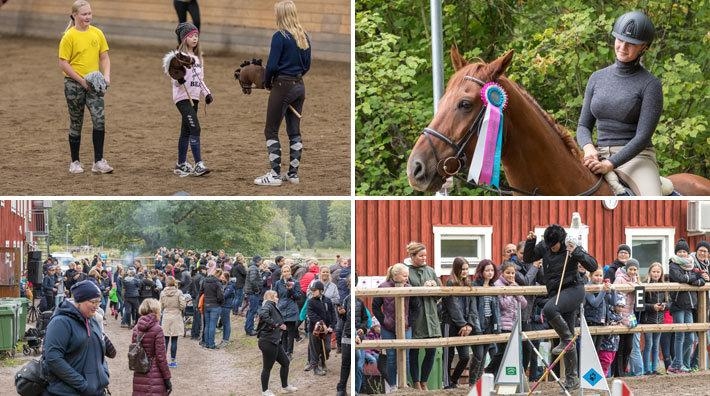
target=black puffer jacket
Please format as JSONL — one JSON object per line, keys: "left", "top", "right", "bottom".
{"left": 642, "top": 285, "right": 669, "bottom": 324}
{"left": 139, "top": 275, "right": 155, "bottom": 299}
{"left": 524, "top": 237, "right": 598, "bottom": 296}
{"left": 201, "top": 275, "right": 224, "bottom": 308}
{"left": 123, "top": 275, "right": 141, "bottom": 298}
{"left": 230, "top": 263, "right": 247, "bottom": 289}
{"left": 668, "top": 260, "right": 705, "bottom": 311}
{"left": 257, "top": 300, "right": 284, "bottom": 345}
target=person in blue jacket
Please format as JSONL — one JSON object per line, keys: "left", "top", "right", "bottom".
{"left": 43, "top": 280, "right": 110, "bottom": 395}
{"left": 254, "top": 0, "right": 311, "bottom": 186}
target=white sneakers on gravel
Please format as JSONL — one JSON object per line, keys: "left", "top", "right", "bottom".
{"left": 91, "top": 159, "right": 114, "bottom": 174}
{"left": 254, "top": 171, "right": 283, "bottom": 186}
{"left": 261, "top": 390, "right": 276, "bottom": 396}
{"left": 282, "top": 385, "right": 298, "bottom": 393}
{"left": 69, "top": 161, "right": 84, "bottom": 174}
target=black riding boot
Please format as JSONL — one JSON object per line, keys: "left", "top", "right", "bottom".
{"left": 549, "top": 315, "right": 573, "bottom": 356}
{"left": 562, "top": 345, "right": 580, "bottom": 391}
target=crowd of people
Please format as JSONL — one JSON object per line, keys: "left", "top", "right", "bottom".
{"left": 360, "top": 233, "right": 709, "bottom": 393}
{"left": 33, "top": 247, "right": 352, "bottom": 395}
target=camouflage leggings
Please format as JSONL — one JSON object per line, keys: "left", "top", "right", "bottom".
{"left": 64, "top": 77, "right": 105, "bottom": 137}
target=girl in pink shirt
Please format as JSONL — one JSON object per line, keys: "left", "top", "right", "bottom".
{"left": 165, "top": 22, "right": 213, "bottom": 177}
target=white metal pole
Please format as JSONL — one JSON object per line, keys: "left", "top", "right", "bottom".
{"left": 430, "top": 0, "right": 444, "bottom": 113}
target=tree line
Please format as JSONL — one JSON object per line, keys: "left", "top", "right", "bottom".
{"left": 47, "top": 200, "right": 351, "bottom": 254}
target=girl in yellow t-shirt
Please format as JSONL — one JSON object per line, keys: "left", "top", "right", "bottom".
{"left": 58, "top": 0, "right": 113, "bottom": 174}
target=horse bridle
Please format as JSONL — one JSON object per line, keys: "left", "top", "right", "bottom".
{"left": 422, "top": 75, "right": 488, "bottom": 178}
{"left": 420, "top": 75, "right": 604, "bottom": 196}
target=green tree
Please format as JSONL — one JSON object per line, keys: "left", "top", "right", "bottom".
{"left": 291, "top": 215, "right": 308, "bottom": 249}
{"left": 327, "top": 201, "right": 351, "bottom": 244}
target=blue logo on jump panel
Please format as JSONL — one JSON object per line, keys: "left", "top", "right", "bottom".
{"left": 583, "top": 368, "right": 602, "bottom": 386}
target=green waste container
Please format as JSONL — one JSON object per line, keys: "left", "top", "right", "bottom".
{"left": 408, "top": 347, "right": 443, "bottom": 390}
{"left": 18, "top": 298, "right": 29, "bottom": 337}
{"left": 0, "top": 300, "right": 19, "bottom": 347}
{"left": 0, "top": 305, "right": 16, "bottom": 351}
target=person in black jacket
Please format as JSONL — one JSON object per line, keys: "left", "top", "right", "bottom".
{"left": 350, "top": 276, "right": 369, "bottom": 395}
{"left": 307, "top": 281, "right": 336, "bottom": 376}
{"left": 201, "top": 267, "right": 224, "bottom": 349}
{"left": 523, "top": 225, "right": 598, "bottom": 390}
{"left": 178, "top": 263, "right": 192, "bottom": 296}
{"left": 244, "top": 255, "right": 263, "bottom": 336}
{"left": 42, "top": 266, "right": 59, "bottom": 311}
{"left": 641, "top": 262, "right": 669, "bottom": 375}
{"left": 441, "top": 257, "right": 480, "bottom": 389}
{"left": 257, "top": 290, "right": 298, "bottom": 396}
{"left": 667, "top": 238, "right": 708, "bottom": 373}
{"left": 190, "top": 266, "right": 206, "bottom": 339}
{"left": 230, "top": 253, "right": 247, "bottom": 315}
{"left": 121, "top": 269, "right": 141, "bottom": 328}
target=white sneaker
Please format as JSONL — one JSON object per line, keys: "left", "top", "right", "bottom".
{"left": 193, "top": 161, "right": 210, "bottom": 176}
{"left": 69, "top": 161, "right": 84, "bottom": 174}
{"left": 91, "top": 159, "right": 114, "bottom": 173}
{"left": 254, "top": 171, "right": 282, "bottom": 186}
{"left": 261, "top": 390, "right": 276, "bottom": 396}
{"left": 282, "top": 385, "right": 298, "bottom": 393}
{"left": 174, "top": 162, "right": 194, "bottom": 177}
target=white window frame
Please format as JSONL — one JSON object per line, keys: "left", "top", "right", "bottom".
{"left": 433, "top": 226, "right": 493, "bottom": 277}
{"left": 624, "top": 227, "right": 675, "bottom": 274}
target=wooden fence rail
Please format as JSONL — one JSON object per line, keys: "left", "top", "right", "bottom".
{"left": 355, "top": 283, "right": 710, "bottom": 386}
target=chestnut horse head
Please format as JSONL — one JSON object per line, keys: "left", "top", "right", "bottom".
{"left": 407, "top": 46, "right": 611, "bottom": 195}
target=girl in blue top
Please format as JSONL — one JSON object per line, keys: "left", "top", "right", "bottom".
{"left": 254, "top": 0, "right": 311, "bottom": 186}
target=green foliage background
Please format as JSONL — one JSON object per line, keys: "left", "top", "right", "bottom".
{"left": 356, "top": 0, "right": 709, "bottom": 195}
{"left": 48, "top": 200, "right": 351, "bottom": 255}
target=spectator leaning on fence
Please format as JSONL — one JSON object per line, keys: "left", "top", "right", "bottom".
{"left": 469, "top": 259, "right": 501, "bottom": 385}
{"left": 406, "top": 241, "right": 441, "bottom": 391}
{"left": 668, "top": 238, "right": 708, "bottom": 373}
{"left": 371, "top": 263, "right": 417, "bottom": 392}
{"left": 641, "top": 262, "right": 669, "bottom": 375}
{"left": 440, "top": 257, "right": 480, "bottom": 389}
{"left": 613, "top": 258, "right": 643, "bottom": 376}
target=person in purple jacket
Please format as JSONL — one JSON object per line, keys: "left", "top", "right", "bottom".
{"left": 254, "top": 0, "right": 311, "bottom": 186}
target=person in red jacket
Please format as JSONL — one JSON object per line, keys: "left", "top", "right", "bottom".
{"left": 299, "top": 259, "right": 319, "bottom": 293}
{"left": 132, "top": 298, "right": 172, "bottom": 395}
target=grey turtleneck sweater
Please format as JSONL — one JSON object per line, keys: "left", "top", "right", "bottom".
{"left": 576, "top": 59, "right": 663, "bottom": 168}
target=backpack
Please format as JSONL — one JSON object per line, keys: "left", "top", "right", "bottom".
{"left": 14, "top": 358, "right": 47, "bottom": 396}
{"left": 128, "top": 332, "right": 151, "bottom": 373}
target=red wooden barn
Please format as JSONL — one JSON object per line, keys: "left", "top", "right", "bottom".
{"left": 355, "top": 199, "right": 710, "bottom": 280}
{"left": 0, "top": 200, "right": 46, "bottom": 297}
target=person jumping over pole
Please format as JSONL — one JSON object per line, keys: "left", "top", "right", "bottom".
{"left": 523, "top": 224, "right": 598, "bottom": 391}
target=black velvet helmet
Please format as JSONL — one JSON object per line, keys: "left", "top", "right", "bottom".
{"left": 543, "top": 224, "right": 567, "bottom": 247}
{"left": 612, "top": 10, "right": 655, "bottom": 46}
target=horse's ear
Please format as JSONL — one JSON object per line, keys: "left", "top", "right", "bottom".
{"left": 450, "top": 44, "right": 468, "bottom": 71}
{"left": 489, "top": 49, "right": 514, "bottom": 79}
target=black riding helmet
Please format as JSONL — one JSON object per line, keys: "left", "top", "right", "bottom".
{"left": 543, "top": 224, "right": 567, "bottom": 248}
{"left": 612, "top": 10, "right": 655, "bottom": 46}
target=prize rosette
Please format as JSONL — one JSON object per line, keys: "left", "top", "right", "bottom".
{"left": 467, "top": 82, "right": 508, "bottom": 187}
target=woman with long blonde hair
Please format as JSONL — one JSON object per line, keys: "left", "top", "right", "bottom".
{"left": 58, "top": 0, "right": 113, "bottom": 175}
{"left": 254, "top": 0, "right": 311, "bottom": 187}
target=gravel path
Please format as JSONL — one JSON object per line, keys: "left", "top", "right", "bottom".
{"left": 1, "top": 310, "right": 348, "bottom": 395}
